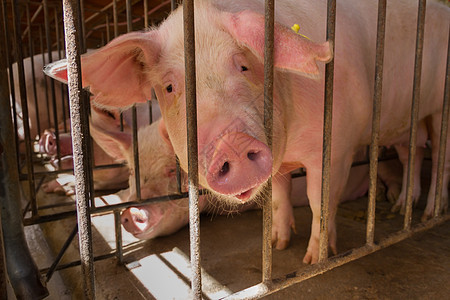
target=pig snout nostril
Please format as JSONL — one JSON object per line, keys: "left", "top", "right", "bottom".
{"left": 247, "top": 151, "right": 259, "bottom": 161}
{"left": 219, "top": 162, "right": 230, "bottom": 177}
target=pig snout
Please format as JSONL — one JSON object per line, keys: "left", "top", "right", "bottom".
{"left": 38, "top": 130, "right": 74, "bottom": 157}
{"left": 39, "top": 130, "right": 58, "bottom": 155}
{"left": 121, "top": 207, "right": 163, "bottom": 238}
{"left": 205, "top": 132, "right": 272, "bottom": 202}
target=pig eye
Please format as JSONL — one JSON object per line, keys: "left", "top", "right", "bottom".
{"left": 166, "top": 84, "right": 173, "bottom": 93}
{"left": 241, "top": 66, "right": 248, "bottom": 72}
{"left": 102, "top": 109, "right": 116, "bottom": 120}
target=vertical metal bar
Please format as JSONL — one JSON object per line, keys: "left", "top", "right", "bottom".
{"left": 55, "top": 6, "right": 68, "bottom": 133}
{"left": 12, "top": 0, "right": 38, "bottom": 217}
{"left": 148, "top": 98, "right": 153, "bottom": 124}
{"left": 45, "top": 224, "right": 78, "bottom": 282}
{"left": 171, "top": 0, "right": 177, "bottom": 11}
{"left": 262, "top": 0, "right": 274, "bottom": 283}
{"left": 39, "top": 25, "right": 52, "bottom": 129}
{"left": 366, "top": 0, "right": 386, "bottom": 245}
{"left": 78, "top": 0, "right": 86, "bottom": 53}
{"left": 44, "top": 0, "right": 62, "bottom": 170}
{"left": 434, "top": 30, "right": 450, "bottom": 217}
{"left": 143, "top": 0, "right": 148, "bottom": 28}
{"left": 114, "top": 210, "right": 123, "bottom": 263}
{"left": 132, "top": 105, "right": 141, "bottom": 200}
{"left": 62, "top": 0, "right": 95, "bottom": 297}
{"left": 2, "top": 0, "right": 20, "bottom": 172}
{"left": 176, "top": 156, "right": 182, "bottom": 194}
{"left": 27, "top": 4, "right": 42, "bottom": 140}
{"left": 106, "top": 13, "right": 110, "bottom": 43}
{"left": 1, "top": 2, "right": 48, "bottom": 298}
{"left": 126, "top": 0, "right": 132, "bottom": 32}
{"left": 319, "top": 0, "right": 336, "bottom": 263}
{"left": 0, "top": 211, "right": 6, "bottom": 299}
{"left": 183, "top": 0, "right": 201, "bottom": 297}
{"left": 113, "top": 0, "right": 118, "bottom": 38}
{"left": 404, "top": 0, "right": 426, "bottom": 230}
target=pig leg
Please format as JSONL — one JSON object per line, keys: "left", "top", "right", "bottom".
{"left": 422, "top": 113, "right": 449, "bottom": 222}
{"left": 392, "top": 144, "right": 424, "bottom": 214}
{"left": 303, "top": 156, "right": 352, "bottom": 264}
{"left": 272, "top": 172, "right": 295, "bottom": 250}
{"left": 377, "top": 159, "right": 403, "bottom": 203}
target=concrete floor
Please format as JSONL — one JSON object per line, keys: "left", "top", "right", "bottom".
{"left": 17, "top": 160, "right": 450, "bottom": 299}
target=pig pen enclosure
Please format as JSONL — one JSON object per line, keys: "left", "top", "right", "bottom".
{"left": 1, "top": 0, "right": 449, "bottom": 299}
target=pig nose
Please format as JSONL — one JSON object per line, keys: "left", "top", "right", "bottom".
{"left": 39, "top": 131, "right": 57, "bottom": 155}
{"left": 120, "top": 207, "right": 149, "bottom": 234}
{"left": 206, "top": 132, "right": 272, "bottom": 202}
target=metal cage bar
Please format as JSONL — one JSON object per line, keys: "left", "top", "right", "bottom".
{"left": 262, "top": 0, "right": 274, "bottom": 284}
{"left": 403, "top": 0, "right": 426, "bottom": 230}
{"left": 61, "top": 0, "right": 95, "bottom": 297}
{"left": 318, "top": 0, "right": 336, "bottom": 263}
{"left": 433, "top": 30, "right": 450, "bottom": 217}
{"left": 366, "top": 0, "right": 387, "bottom": 245}
{"left": 183, "top": 0, "right": 202, "bottom": 297}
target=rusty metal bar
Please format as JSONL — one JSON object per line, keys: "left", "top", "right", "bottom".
{"left": 2, "top": 0, "right": 21, "bottom": 173}
{"left": 434, "top": 29, "right": 450, "bottom": 217}
{"left": 262, "top": 0, "right": 274, "bottom": 283}
{"left": 319, "top": 0, "right": 336, "bottom": 263}
{"left": 79, "top": 0, "right": 86, "bottom": 53}
{"left": 44, "top": 0, "right": 62, "bottom": 171}
{"left": 404, "top": 0, "right": 426, "bottom": 230}
{"left": 12, "top": 0, "right": 38, "bottom": 217}
{"left": 62, "top": 0, "right": 95, "bottom": 297}
{"left": 143, "top": 0, "right": 148, "bottom": 28}
{"left": 126, "top": 0, "right": 132, "bottom": 32}
{"left": 114, "top": 210, "right": 123, "bottom": 263}
{"left": 366, "top": 0, "right": 386, "bottom": 245}
{"left": 39, "top": 25, "right": 52, "bottom": 129}
{"left": 27, "top": 4, "right": 42, "bottom": 140}
{"left": 1, "top": 2, "right": 48, "bottom": 298}
{"left": 45, "top": 224, "right": 78, "bottom": 282}
{"left": 106, "top": 13, "right": 110, "bottom": 42}
{"left": 55, "top": 6, "right": 68, "bottom": 133}
{"left": 132, "top": 104, "right": 141, "bottom": 200}
{"left": 183, "top": 0, "right": 201, "bottom": 297}
{"left": 225, "top": 213, "right": 450, "bottom": 300}
{"left": 113, "top": 0, "right": 118, "bottom": 38}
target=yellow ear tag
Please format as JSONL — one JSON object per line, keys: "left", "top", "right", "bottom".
{"left": 291, "top": 23, "right": 310, "bottom": 40}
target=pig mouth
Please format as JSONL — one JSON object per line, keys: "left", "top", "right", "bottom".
{"left": 233, "top": 187, "right": 256, "bottom": 202}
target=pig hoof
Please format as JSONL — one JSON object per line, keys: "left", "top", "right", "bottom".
{"left": 391, "top": 204, "right": 401, "bottom": 213}
{"left": 386, "top": 185, "right": 401, "bottom": 204}
{"left": 302, "top": 251, "right": 318, "bottom": 265}
{"left": 274, "top": 239, "right": 290, "bottom": 250}
{"left": 421, "top": 213, "right": 431, "bottom": 223}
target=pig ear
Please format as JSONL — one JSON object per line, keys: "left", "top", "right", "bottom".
{"left": 81, "top": 31, "right": 161, "bottom": 107}
{"left": 89, "top": 124, "right": 132, "bottom": 161}
{"left": 45, "top": 31, "right": 161, "bottom": 107}
{"left": 44, "top": 59, "right": 69, "bottom": 84}
{"left": 222, "top": 11, "right": 332, "bottom": 77}
{"left": 158, "top": 119, "right": 174, "bottom": 152}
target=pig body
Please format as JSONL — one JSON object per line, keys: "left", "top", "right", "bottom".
{"left": 11, "top": 52, "right": 67, "bottom": 142}
{"left": 120, "top": 121, "right": 403, "bottom": 242}
{"left": 46, "top": 0, "right": 449, "bottom": 264}
{"left": 40, "top": 101, "right": 160, "bottom": 194}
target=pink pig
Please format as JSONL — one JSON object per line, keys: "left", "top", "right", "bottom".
{"left": 40, "top": 102, "right": 160, "bottom": 194}
{"left": 117, "top": 120, "right": 403, "bottom": 244}
{"left": 46, "top": 0, "right": 449, "bottom": 264}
